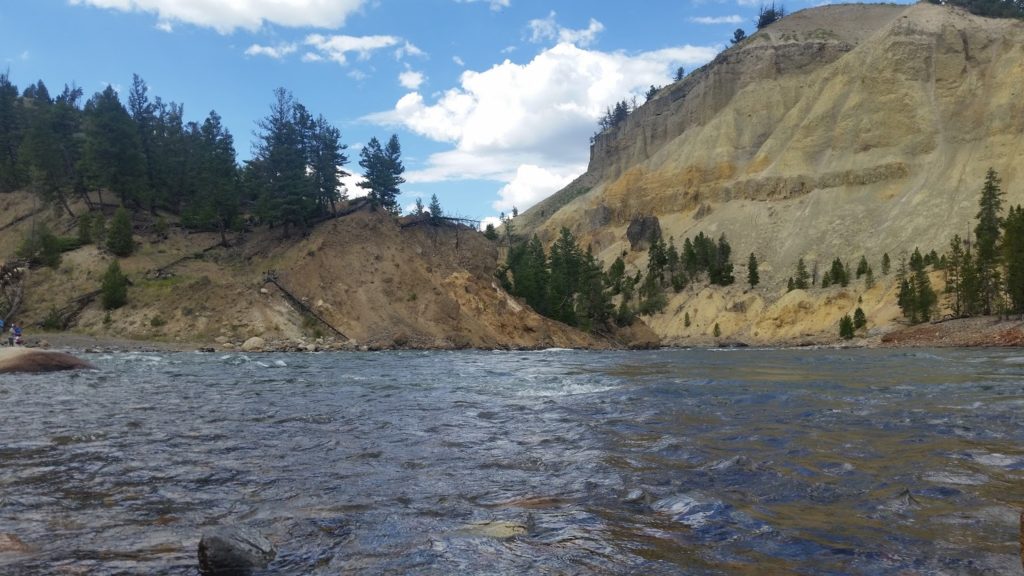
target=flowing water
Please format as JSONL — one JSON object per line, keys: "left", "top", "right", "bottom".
{"left": 1, "top": 348, "right": 1023, "bottom": 575}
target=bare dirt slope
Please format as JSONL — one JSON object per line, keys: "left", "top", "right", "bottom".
{"left": 518, "top": 3, "right": 1024, "bottom": 345}
{"left": 1, "top": 193, "right": 602, "bottom": 350}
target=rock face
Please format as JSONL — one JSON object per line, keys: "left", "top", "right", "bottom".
{"left": 198, "top": 527, "right": 276, "bottom": 576}
{"left": 518, "top": 3, "right": 1024, "bottom": 345}
{"left": 0, "top": 349, "right": 94, "bottom": 374}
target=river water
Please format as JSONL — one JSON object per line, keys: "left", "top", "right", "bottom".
{"left": 1, "top": 348, "right": 1022, "bottom": 574}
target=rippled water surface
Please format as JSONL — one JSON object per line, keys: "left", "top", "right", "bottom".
{"left": 1, "top": 348, "right": 1023, "bottom": 574}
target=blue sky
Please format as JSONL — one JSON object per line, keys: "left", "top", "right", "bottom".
{"left": 0, "top": 0, "right": 868, "bottom": 225}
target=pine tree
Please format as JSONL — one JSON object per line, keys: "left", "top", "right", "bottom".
{"left": 195, "top": 111, "right": 240, "bottom": 244}
{"left": 853, "top": 307, "right": 867, "bottom": 330}
{"left": 684, "top": 311, "right": 691, "bottom": 328}
{"left": 838, "top": 314, "right": 855, "bottom": 340}
{"left": 358, "top": 134, "right": 405, "bottom": 214}
{"left": 882, "top": 253, "right": 891, "bottom": 275}
{"left": 975, "top": 168, "right": 1004, "bottom": 314}
{"left": 107, "top": 207, "right": 134, "bottom": 257}
{"left": 548, "top": 227, "right": 582, "bottom": 325}
{"left": 82, "top": 85, "right": 148, "bottom": 207}
{"left": 101, "top": 260, "right": 128, "bottom": 310}
{"left": 731, "top": 28, "right": 747, "bottom": 44}
{"left": 309, "top": 115, "right": 348, "bottom": 215}
{"left": 713, "top": 322, "right": 721, "bottom": 338}
{"left": 1002, "top": 205, "right": 1024, "bottom": 313}
{"left": 428, "top": 194, "right": 443, "bottom": 221}
{"left": 747, "top": 252, "right": 759, "bottom": 287}
{"left": 794, "top": 258, "right": 810, "bottom": 289}
{"left": 483, "top": 223, "right": 498, "bottom": 240}
{"left": 856, "top": 255, "right": 869, "bottom": 278}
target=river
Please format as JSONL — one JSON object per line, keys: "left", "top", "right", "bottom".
{"left": 0, "top": 348, "right": 1022, "bottom": 574}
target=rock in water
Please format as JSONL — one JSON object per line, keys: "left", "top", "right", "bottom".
{"left": 0, "top": 349, "right": 95, "bottom": 374}
{"left": 198, "top": 527, "right": 276, "bottom": 575}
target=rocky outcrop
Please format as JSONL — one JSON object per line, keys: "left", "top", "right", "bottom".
{"left": 519, "top": 3, "right": 1024, "bottom": 345}
{"left": 0, "top": 349, "right": 94, "bottom": 374}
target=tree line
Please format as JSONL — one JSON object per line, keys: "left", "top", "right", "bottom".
{"left": 0, "top": 73, "right": 407, "bottom": 239}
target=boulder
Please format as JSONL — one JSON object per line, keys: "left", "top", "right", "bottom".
{"left": 241, "top": 337, "right": 265, "bottom": 352}
{"left": 0, "top": 349, "right": 95, "bottom": 375}
{"left": 198, "top": 526, "right": 275, "bottom": 576}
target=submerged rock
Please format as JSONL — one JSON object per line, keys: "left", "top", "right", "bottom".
{"left": 0, "top": 349, "right": 95, "bottom": 374}
{"left": 198, "top": 526, "right": 276, "bottom": 575}
{"left": 0, "top": 533, "right": 31, "bottom": 554}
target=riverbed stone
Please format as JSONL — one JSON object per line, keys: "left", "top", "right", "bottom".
{"left": 0, "top": 349, "right": 95, "bottom": 374}
{"left": 0, "top": 533, "right": 31, "bottom": 554}
{"left": 198, "top": 526, "right": 275, "bottom": 575}
{"left": 241, "top": 337, "right": 265, "bottom": 352}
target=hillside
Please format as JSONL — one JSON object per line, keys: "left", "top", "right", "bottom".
{"left": 517, "top": 2, "right": 1024, "bottom": 345}
{"left": 0, "top": 192, "right": 608, "bottom": 350}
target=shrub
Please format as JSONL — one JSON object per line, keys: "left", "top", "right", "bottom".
{"left": 853, "top": 307, "right": 867, "bottom": 330}
{"left": 713, "top": 322, "right": 721, "bottom": 338}
{"left": 839, "top": 314, "right": 855, "bottom": 340}
{"left": 17, "top": 225, "right": 63, "bottom": 269}
{"left": 101, "top": 260, "right": 128, "bottom": 310}
{"left": 107, "top": 207, "right": 134, "bottom": 257}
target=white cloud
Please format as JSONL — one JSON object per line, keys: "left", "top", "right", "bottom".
{"left": 367, "top": 41, "right": 720, "bottom": 211}
{"left": 19, "top": 50, "right": 30, "bottom": 61}
{"left": 399, "top": 69, "right": 425, "bottom": 90}
{"left": 689, "top": 15, "right": 744, "bottom": 24}
{"left": 68, "top": 0, "right": 366, "bottom": 34}
{"left": 453, "top": 55, "right": 465, "bottom": 67}
{"left": 528, "top": 11, "right": 605, "bottom": 48}
{"left": 480, "top": 216, "right": 502, "bottom": 231}
{"left": 395, "top": 41, "right": 425, "bottom": 60}
{"left": 455, "top": 0, "right": 510, "bottom": 11}
{"left": 155, "top": 20, "right": 173, "bottom": 32}
{"left": 305, "top": 34, "right": 403, "bottom": 65}
{"left": 302, "top": 52, "right": 324, "bottom": 62}
{"left": 244, "top": 42, "right": 298, "bottom": 60}
{"left": 494, "top": 165, "right": 577, "bottom": 212}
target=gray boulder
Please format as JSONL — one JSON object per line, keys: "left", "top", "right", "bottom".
{"left": 198, "top": 526, "right": 276, "bottom": 575}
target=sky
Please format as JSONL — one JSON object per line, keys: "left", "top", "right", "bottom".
{"left": 0, "top": 0, "right": 872, "bottom": 226}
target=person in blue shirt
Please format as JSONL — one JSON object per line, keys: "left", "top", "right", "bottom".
{"left": 13, "top": 323, "right": 22, "bottom": 346}
{"left": 0, "top": 319, "right": 5, "bottom": 345}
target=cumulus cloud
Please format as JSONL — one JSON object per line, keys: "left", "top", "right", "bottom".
{"left": 68, "top": 0, "right": 366, "bottom": 33}
{"left": 494, "top": 165, "right": 577, "bottom": 212}
{"left": 528, "top": 12, "right": 605, "bottom": 48}
{"left": 399, "top": 69, "right": 425, "bottom": 90}
{"left": 455, "top": 0, "right": 510, "bottom": 10}
{"left": 689, "top": 15, "right": 744, "bottom": 24}
{"left": 367, "top": 41, "right": 720, "bottom": 211}
{"left": 244, "top": 42, "right": 298, "bottom": 60}
{"left": 479, "top": 216, "right": 503, "bottom": 231}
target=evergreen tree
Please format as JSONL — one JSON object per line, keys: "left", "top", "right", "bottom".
{"left": 107, "top": 207, "right": 134, "bottom": 257}
{"left": 548, "top": 228, "right": 582, "bottom": 325}
{"left": 483, "top": 223, "right": 498, "bottom": 240}
{"left": 250, "top": 88, "right": 315, "bottom": 235}
{"left": 645, "top": 85, "right": 658, "bottom": 102}
{"left": 747, "top": 252, "right": 759, "bottom": 287}
{"left": 577, "top": 246, "right": 613, "bottom": 333}
{"left": 856, "top": 255, "right": 869, "bottom": 278}
{"left": 309, "top": 115, "right": 348, "bottom": 215}
{"left": 82, "top": 86, "right": 148, "bottom": 207}
{"left": 684, "top": 311, "right": 691, "bottom": 328}
{"left": 413, "top": 197, "right": 425, "bottom": 216}
{"left": 975, "top": 168, "right": 1004, "bottom": 314}
{"left": 838, "top": 314, "right": 855, "bottom": 340}
{"left": 882, "top": 252, "right": 891, "bottom": 275}
{"left": 757, "top": 2, "right": 786, "bottom": 29}
{"left": 358, "top": 134, "right": 405, "bottom": 214}
{"left": 428, "top": 194, "right": 443, "bottom": 221}
{"left": 675, "top": 67, "right": 685, "bottom": 82}
{"left": 193, "top": 110, "right": 240, "bottom": 244}
{"left": 0, "top": 72, "right": 27, "bottom": 192}
{"left": 787, "top": 277, "right": 795, "bottom": 292}
{"left": 127, "top": 74, "right": 157, "bottom": 210}
{"left": 794, "top": 258, "right": 810, "bottom": 289}
{"left": 713, "top": 322, "right": 721, "bottom": 338}
{"left": 865, "top": 266, "right": 875, "bottom": 289}
{"left": 607, "top": 256, "right": 626, "bottom": 294}
{"left": 1002, "top": 205, "right": 1024, "bottom": 313}
{"left": 731, "top": 29, "right": 747, "bottom": 44}
{"left": 853, "top": 307, "right": 867, "bottom": 330}
{"left": 101, "top": 260, "right": 128, "bottom": 310}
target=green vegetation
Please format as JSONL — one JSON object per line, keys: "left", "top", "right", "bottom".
{"left": 757, "top": 3, "right": 786, "bottom": 29}
{"left": 731, "top": 29, "right": 747, "bottom": 44}
{"left": 101, "top": 260, "right": 128, "bottom": 310}
{"left": 106, "top": 207, "right": 134, "bottom": 256}
{"left": 358, "top": 134, "right": 404, "bottom": 215}
{"left": 838, "top": 314, "right": 855, "bottom": 340}
{"left": 17, "top": 225, "right": 70, "bottom": 268}
{"left": 853, "top": 307, "right": 867, "bottom": 330}
{"left": 747, "top": 253, "right": 759, "bottom": 287}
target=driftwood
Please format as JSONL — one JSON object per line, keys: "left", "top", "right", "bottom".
{"left": 147, "top": 242, "right": 226, "bottom": 280}
{"left": 262, "top": 271, "right": 347, "bottom": 340}
{"left": 0, "top": 208, "right": 46, "bottom": 233}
